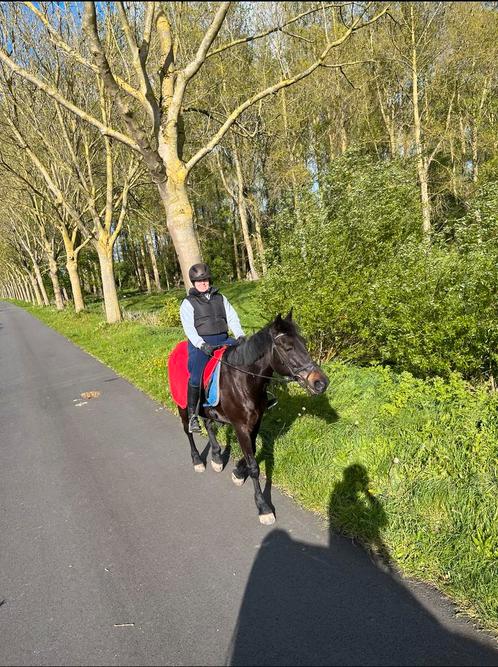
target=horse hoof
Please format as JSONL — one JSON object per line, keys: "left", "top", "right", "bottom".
{"left": 211, "top": 460, "right": 223, "bottom": 473}
{"left": 259, "top": 513, "right": 275, "bottom": 525}
{"left": 231, "top": 472, "right": 246, "bottom": 486}
{"left": 194, "top": 463, "right": 206, "bottom": 473}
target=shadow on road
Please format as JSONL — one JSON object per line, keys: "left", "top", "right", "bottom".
{"left": 227, "top": 464, "right": 498, "bottom": 666}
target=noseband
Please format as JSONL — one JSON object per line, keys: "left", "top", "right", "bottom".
{"left": 271, "top": 332, "right": 318, "bottom": 389}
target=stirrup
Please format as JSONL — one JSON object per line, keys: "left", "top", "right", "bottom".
{"left": 188, "top": 414, "right": 202, "bottom": 433}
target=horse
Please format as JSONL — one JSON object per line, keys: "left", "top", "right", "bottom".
{"left": 175, "top": 310, "right": 329, "bottom": 525}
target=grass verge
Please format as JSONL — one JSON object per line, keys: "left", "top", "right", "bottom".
{"left": 9, "top": 290, "right": 498, "bottom": 634}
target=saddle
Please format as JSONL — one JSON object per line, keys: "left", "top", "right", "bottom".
{"left": 168, "top": 341, "right": 227, "bottom": 409}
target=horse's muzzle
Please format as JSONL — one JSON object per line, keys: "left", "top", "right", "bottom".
{"left": 303, "top": 368, "right": 329, "bottom": 395}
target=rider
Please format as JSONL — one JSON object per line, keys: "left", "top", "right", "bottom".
{"left": 180, "top": 262, "right": 245, "bottom": 434}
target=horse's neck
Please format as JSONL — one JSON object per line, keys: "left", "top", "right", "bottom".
{"left": 243, "top": 346, "right": 273, "bottom": 381}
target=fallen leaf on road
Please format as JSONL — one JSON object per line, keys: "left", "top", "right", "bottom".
{"left": 81, "top": 391, "right": 101, "bottom": 400}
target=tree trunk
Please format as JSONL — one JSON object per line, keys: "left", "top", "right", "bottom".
{"left": 136, "top": 255, "right": 146, "bottom": 291}
{"left": 233, "top": 144, "right": 259, "bottom": 280}
{"left": 91, "top": 263, "right": 102, "bottom": 296}
{"left": 251, "top": 204, "right": 267, "bottom": 276}
{"left": 280, "top": 87, "right": 302, "bottom": 221}
{"left": 67, "top": 257, "right": 85, "bottom": 313}
{"left": 60, "top": 226, "right": 86, "bottom": 312}
{"left": 48, "top": 256, "right": 64, "bottom": 311}
{"left": 96, "top": 243, "right": 121, "bottom": 323}
{"left": 471, "top": 120, "right": 479, "bottom": 183}
{"left": 232, "top": 221, "right": 242, "bottom": 281}
{"left": 340, "top": 118, "right": 348, "bottom": 155}
{"left": 140, "top": 241, "right": 152, "bottom": 293}
{"left": 12, "top": 280, "right": 20, "bottom": 300}
{"left": 159, "top": 176, "right": 201, "bottom": 289}
{"left": 417, "top": 158, "right": 431, "bottom": 238}
{"left": 18, "top": 279, "right": 28, "bottom": 302}
{"left": 375, "top": 80, "right": 397, "bottom": 159}
{"left": 146, "top": 230, "right": 162, "bottom": 291}
{"left": 22, "top": 276, "right": 34, "bottom": 303}
{"left": 411, "top": 6, "right": 431, "bottom": 238}
{"left": 32, "top": 260, "right": 50, "bottom": 306}
{"left": 29, "top": 271, "right": 43, "bottom": 305}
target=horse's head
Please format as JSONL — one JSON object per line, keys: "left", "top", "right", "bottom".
{"left": 269, "top": 310, "right": 329, "bottom": 395}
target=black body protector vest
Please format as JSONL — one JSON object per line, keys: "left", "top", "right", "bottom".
{"left": 187, "top": 287, "right": 228, "bottom": 336}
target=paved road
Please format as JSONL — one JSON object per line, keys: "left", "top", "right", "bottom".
{"left": 1, "top": 301, "right": 497, "bottom": 667}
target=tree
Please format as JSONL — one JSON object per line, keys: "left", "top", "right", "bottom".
{"left": 0, "top": 1, "right": 388, "bottom": 288}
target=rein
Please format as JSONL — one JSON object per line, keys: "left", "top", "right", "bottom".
{"left": 211, "top": 332, "right": 315, "bottom": 385}
{"left": 213, "top": 354, "right": 293, "bottom": 383}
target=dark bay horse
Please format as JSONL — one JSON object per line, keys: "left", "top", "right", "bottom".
{"left": 177, "top": 310, "right": 329, "bottom": 524}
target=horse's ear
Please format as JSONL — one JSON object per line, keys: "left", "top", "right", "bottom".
{"left": 285, "top": 307, "right": 293, "bottom": 321}
{"left": 275, "top": 313, "right": 282, "bottom": 323}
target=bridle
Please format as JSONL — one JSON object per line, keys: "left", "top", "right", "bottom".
{"left": 213, "top": 332, "right": 317, "bottom": 387}
{"left": 270, "top": 332, "right": 318, "bottom": 389}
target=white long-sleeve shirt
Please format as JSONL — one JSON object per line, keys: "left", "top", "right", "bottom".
{"left": 180, "top": 293, "right": 245, "bottom": 348}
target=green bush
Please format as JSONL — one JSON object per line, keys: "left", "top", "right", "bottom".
{"left": 158, "top": 293, "right": 182, "bottom": 327}
{"left": 260, "top": 153, "right": 498, "bottom": 381}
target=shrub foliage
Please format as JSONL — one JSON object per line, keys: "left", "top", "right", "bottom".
{"left": 260, "top": 154, "right": 498, "bottom": 381}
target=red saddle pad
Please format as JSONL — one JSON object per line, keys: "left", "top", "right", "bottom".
{"left": 168, "top": 341, "right": 226, "bottom": 409}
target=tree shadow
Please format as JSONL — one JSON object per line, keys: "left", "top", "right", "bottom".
{"left": 227, "top": 467, "right": 498, "bottom": 666}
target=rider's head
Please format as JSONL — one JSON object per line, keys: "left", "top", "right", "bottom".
{"left": 189, "top": 263, "right": 212, "bottom": 292}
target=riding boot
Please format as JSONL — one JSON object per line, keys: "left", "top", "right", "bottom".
{"left": 187, "top": 383, "right": 202, "bottom": 433}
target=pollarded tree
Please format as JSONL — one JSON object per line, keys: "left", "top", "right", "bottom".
{"left": 0, "top": 61, "right": 142, "bottom": 322}
{"left": 0, "top": 1, "right": 388, "bottom": 288}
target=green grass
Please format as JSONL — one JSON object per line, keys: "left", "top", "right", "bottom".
{"left": 10, "top": 287, "right": 498, "bottom": 634}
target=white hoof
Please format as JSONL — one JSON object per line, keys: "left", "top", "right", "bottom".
{"left": 211, "top": 460, "right": 223, "bottom": 473}
{"left": 194, "top": 463, "right": 206, "bottom": 473}
{"left": 259, "top": 513, "right": 275, "bottom": 525}
{"left": 231, "top": 472, "right": 245, "bottom": 486}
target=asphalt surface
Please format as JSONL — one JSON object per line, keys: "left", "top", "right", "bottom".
{"left": 1, "top": 300, "right": 497, "bottom": 667}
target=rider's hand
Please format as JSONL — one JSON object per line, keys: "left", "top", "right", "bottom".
{"left": 201, "top": 342, "right": 217, "bottom": 356}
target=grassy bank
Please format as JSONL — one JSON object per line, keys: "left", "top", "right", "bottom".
{"left": 10, "top": 288, "right": 498, "bottom": 633}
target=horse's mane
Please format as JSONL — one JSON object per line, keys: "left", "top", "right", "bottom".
{"left": 225, "top": 324, "right": 272, "bottom": 366}
{"left": 225, "top": 317, "right": 298, "bottom": 367}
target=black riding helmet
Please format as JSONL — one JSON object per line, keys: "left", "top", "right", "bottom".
{"left": 189, "top": 262, "right": 212, "bottom": 284}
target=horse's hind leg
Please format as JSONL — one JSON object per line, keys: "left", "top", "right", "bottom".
{"left": 232, "top": 458, "right": 248, "bottom": 486}
{"left": 204, "top": 419, "right": 224, "bottom": 472}
{"left": 179, "top": 407, "right": 205, "bottom": 473}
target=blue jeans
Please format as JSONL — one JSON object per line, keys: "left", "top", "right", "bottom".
{"left": 188, "top": 333, "right": 235, "bottom": 387}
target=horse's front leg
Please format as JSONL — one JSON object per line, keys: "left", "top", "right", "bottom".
{"left": 234, "top": 425, "right": 275, "bottom": 525}
{"left": 204, "top": 419, "right": 224, "bottom": 472}
{"left": 231, "top": 416, "right": 262, "bottom": 487}
{"left": 179, "top": 407, "right": 205, "bottom": 473}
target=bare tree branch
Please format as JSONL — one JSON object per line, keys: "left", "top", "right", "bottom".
{"left": 206, "top": 2, "right": 351, "bottom": 58}
{"left": 0, "top": 45, "right": 140, "bottom": 151}
{"left": 22, "top": 1, "right": 146, "bottom": 105}
{"left": 186, "top": 5, "right": 389, "bottom": 173}
{"left": 82, "top": 2, "right": 166, "bottom": 185}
